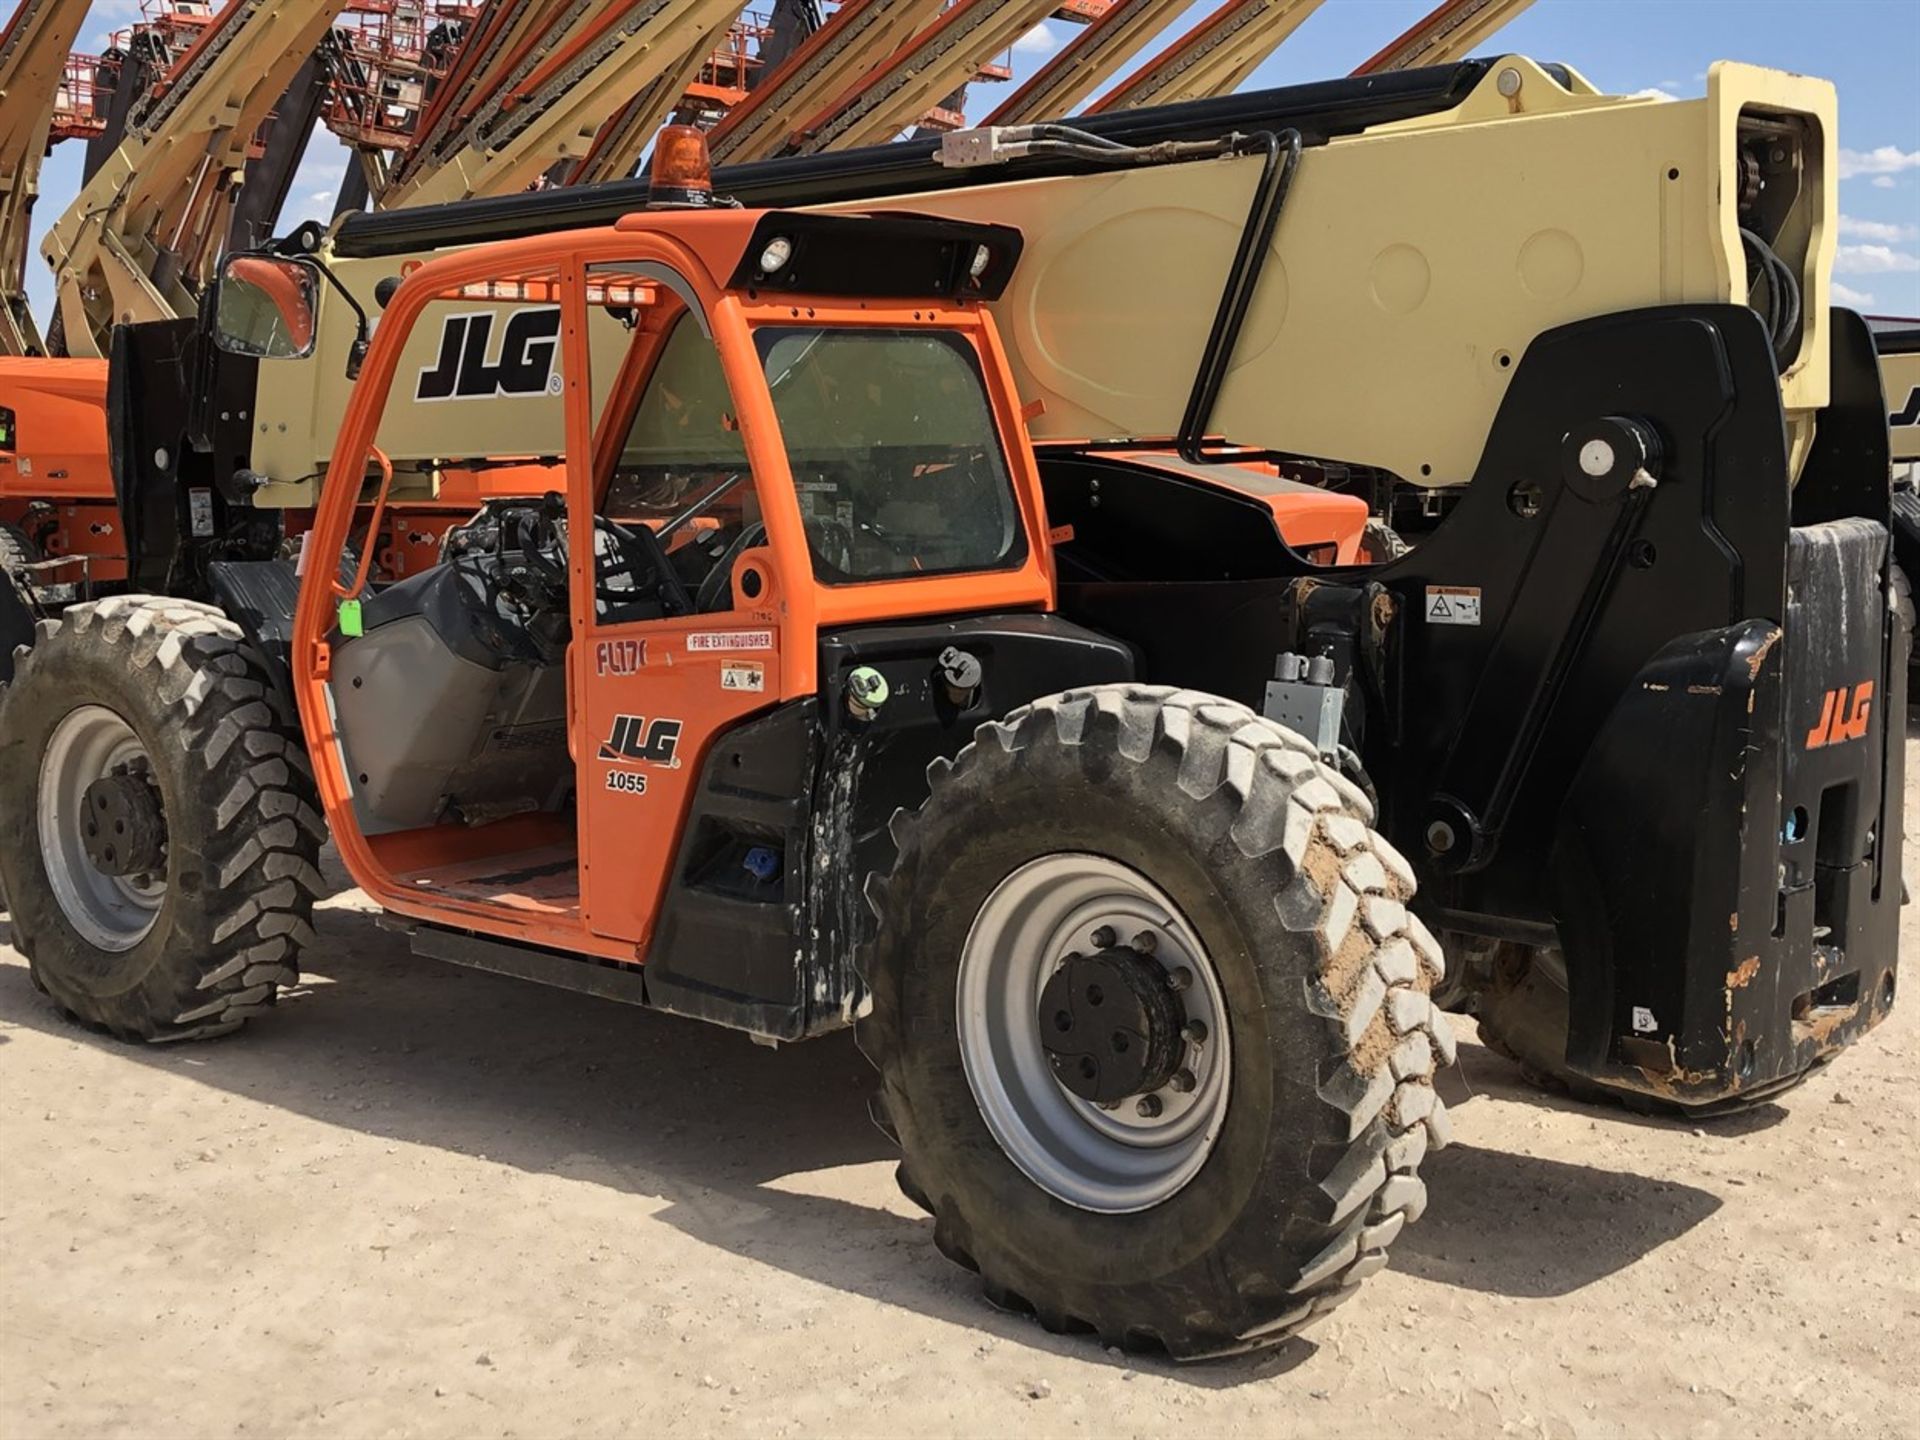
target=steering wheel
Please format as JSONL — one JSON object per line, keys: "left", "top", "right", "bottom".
{"left": 510, "top": 505, "right": 570, "bottom": 608}
{"left": 596, "top": 514, "right": 694, "bottom": 616}
{"left": 693, "top": 522, "right": 768, "bottom": 614}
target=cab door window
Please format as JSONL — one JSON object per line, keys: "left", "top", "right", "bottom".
{"left": 593, "top": 308, "right": 761, "bottom": 619}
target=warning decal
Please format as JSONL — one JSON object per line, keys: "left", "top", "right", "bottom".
{"left": 1425, "top": 585, "right": 1482, "bottom": 626}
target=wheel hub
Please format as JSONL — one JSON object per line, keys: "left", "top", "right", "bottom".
{"left": 956, "top": 853, "right": 1232, "bottom": 1213}
{"left": 1039, "top": 947, "right": 1186, "bottom": 1104}
{"left": 80, "top": 765, "right": 167, "bottom": 879}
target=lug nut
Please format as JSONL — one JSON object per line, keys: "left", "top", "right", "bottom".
{"left": 1167, "top": 966, "right": 1193, "bottom": 992}
{"left": 1090, "top": 925, "right": 1117, "bottom": 949}
{"left": 1135, "top": 1095, "right": 1163, "bottom": 1119}
{"left": 1183, "top": 1019, "right": 1209, "bottom": 1045}
{"left": 1130, "top": 930, "right": 1158, "bottom": 955}
{"left": 1168, "top": 1069, "right": 1197, "bottom": 1094}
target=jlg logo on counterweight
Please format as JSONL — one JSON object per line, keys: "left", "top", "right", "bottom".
{"left": 1891, "top": 386, "right": 1919, "bottom": 430}
{"left": 1806, "top": 681, "right": 1873, "bottom": 749}
{"left": 415, "top": 307, "right": 561, "bottom": 401}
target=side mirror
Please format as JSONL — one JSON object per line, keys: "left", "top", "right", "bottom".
{"left": 213, "top": 254, "right": 319, "bottom": 360}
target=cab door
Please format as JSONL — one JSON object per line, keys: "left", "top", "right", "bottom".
{"left": 566, "top": 264, "right": 795, "bottom": 948}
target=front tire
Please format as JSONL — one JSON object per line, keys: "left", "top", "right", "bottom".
{"left": 0, "top": 597, "right": 326, "bottom": 1041}
{"left": 859, "top": 686, "right": 1454, "bottom": 1358}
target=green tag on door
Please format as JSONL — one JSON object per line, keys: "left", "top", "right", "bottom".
{"left": 337, "top": 599, "right": 364, "bottom": 638}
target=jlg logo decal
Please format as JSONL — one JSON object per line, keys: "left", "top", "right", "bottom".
{"left": 1892, "top": 386, "right": 1919, "bottom": 430}
{"left": 599, "top": 714, "right": 683, "bottom": 766}
{"left": 1806, "top": 681, "right": 1874, "bottom": 749}
{"left": 415, "top": 307, "right": 562, "bottom": 402}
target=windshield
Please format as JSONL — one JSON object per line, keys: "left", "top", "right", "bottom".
{"left": 754, "top": 327, "right": 1025, "bottom": 583}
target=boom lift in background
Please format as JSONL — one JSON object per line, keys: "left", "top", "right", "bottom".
{"left": 1082, "top": 0, "right": 1326, "bottom": 114}
{"left": 985, "top": 0, "right": 1208, "bottom": 127}
{"left": 705, "top": 0, "right": 948, "bottom": 163}
{"left": 776, "top": 0, "right": 1061, "bottom": 154}
{"left": 1351, "top": 0, "right": 1536, "bottom": 76}
{"left": 38, "top": 0, "right": 354, "bottom": 360}
{"left": 0, "top": 0, "right": 92, "bottom": 356}
{"left": 375, "top": 0, "right": 749, "bottom": 206}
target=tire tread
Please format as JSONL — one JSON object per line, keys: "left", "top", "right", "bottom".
{"left": 1, "top": 596, "right": 323, "bottom": 1042}
{"left": 861, "top": 684, "right": 1454, "bottom": 1358}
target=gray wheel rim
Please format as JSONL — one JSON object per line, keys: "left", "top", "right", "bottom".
{"left": 38, "top": 705, "right": 166, "bottom": 952}
{"left": 956, "top": 853, "right": 1232, "bottom": 1214}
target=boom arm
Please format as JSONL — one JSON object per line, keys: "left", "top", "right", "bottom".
{"left": 1086, "top": 0, "right": 1324, "bottom": 114}
{"left": 39, "top": 0, "right": 352, "bottom": 358}
{"left": 0, "top": 0, "right": 91, "bottom": 355}
{"left": 560, "top": 5, "right": 746, "bottom": 187}
{"left": 985, "top": 0, "right": 1195, "bottom": 127}
{"left": 266, "top": 61, "right": 1836, "bottom": 514}
{"left": 779, "top": 0, "right": 1061, "bottom": 157}
{"left": 379, "top": 0, "right": 744, "bottom": 208}
{"left": 706, "top": 0, "right": 945, "bottom": 164}
{"left": 1352, "top": 0, "right": 1536, "bottom": 75}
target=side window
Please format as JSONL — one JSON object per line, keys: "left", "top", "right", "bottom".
{"left": 755, "top": 326, "right": 1024, "bottom": 582}
{"left": 588, "top": 295, "right": 763, "bottom": 621}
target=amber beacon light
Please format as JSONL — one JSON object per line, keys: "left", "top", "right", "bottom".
{"left": 649, "top": 124, "right": 717, "bottom": 208}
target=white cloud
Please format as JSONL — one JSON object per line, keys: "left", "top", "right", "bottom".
{"left": 1839, "top": 215, "right": 1917, "bottom": 243}
{"left": 1627, "top": 87, "right": 1678, "bottom": 102}
{"left": 1872, "top": 176, "right": 1898, "bottom": 190}
{"left": 308, "top": 191, "right": 332, "bottom": 203}
{"left": 1831, "top": 280, "right": 1876, "bottom": 307}
{"left": 1013, "top": 21, "right": 1058, "bottom": 56}
{"left": 1838, "top": 145, "right": 1920, "bottom": 180}
{"left": 1834, "top": 243, "right": 1920, "bottom": 275}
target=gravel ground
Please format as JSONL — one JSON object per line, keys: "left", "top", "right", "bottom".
{"left": 2, "top": 737, "right": 1916, "bottom": 1439}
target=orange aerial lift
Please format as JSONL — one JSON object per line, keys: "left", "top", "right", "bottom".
{"left": 322, "top": 0, "right": 480, "bottom": 201}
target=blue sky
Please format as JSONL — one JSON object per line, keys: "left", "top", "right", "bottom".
{"left": 21, "top": 0, "right": 1920, "bottom": 325}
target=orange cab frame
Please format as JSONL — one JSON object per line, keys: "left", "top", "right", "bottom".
{"left": 291, "top": 208, "right": 1056, "bottom": 965}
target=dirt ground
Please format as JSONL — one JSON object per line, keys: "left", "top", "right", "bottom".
{"left": 3, "top": 741, "right": 1917, "bottom": 1440}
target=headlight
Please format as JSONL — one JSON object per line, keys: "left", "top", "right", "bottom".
{"left": 759, "top": 237, "right": 794, "bottom": 274}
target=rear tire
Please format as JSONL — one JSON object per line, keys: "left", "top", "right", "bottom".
{"left": 0, "top": 522, "right": 39, "bottom": 686}
{"left": 0, "top": 597, "right": 326, "bottom": 1041}
{"left": 1360, "top": 518, "right": 1410, "bottom": 563}
{"left": 859, "top": 685, "right": 1454, "bottom": 1358}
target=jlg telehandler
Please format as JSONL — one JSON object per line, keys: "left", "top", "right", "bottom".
{"left": 0, "top": 60, "right": 1906, "bottom": 1354}
{"left": 1, "top": 172, "right": 1449, "bottom": 1356}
